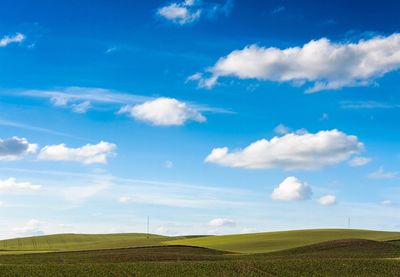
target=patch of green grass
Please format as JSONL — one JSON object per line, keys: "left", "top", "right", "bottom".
{"left": 0, "top": 233, "right": 174, "bottom": 254}
{"left": 0, "top": 246, "right": 230, "bottom": 265}
{"left": 165, "top": 229, "right": 400, "bottom": 253}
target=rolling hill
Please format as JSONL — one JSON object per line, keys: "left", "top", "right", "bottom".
{"left": 1, "top": 229, "right": 400, "bottom": 255}
{"left": 0, "top": 233, "right": 173, "bottom": 254}
{"left": 165, "top": 229, "right": 400, "bottom": 253}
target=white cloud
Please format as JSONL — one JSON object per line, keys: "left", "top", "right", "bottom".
{"left": 38, "top": 141, "right": 116, "bottom": 165}
{"left": 105, "top": 46, "right": 118, "bottom": 54}
{"left": 274, "top": 124, "right": 290, "bottom": 135}
{"left": 348, "top": 156, "right": 371, "bottom": 167}
{"left": 341, "top": 100, "right": 400, "bottom": 109}
{"left": 241, "top": 227, "right": 257, "bottom": 234}
{"left": 271, "top": 176, "right": 312, "bottom": 201}
{"left": 320, "top": 113, "right": 329, "bottom": 121}
{"left": 0, "top": 137, "right": 38, "bottom": 161}
{"left": 114, "top": 193, "right": 242, "bottom": 209}
{"left": 0, "top": 201, "right": 4, "bottom": 207}
{"left": 63, "top": 182, "right": 109, "bottom": 202}
{"left": 368, "top": 167, "right": 398, "bottom": 179}
{"left": 382, "top": 199, "right": 393, "bottom": 206}
{"left": 118, "top": 196, "right": 131, "bottom": 203}
{"left": 119, "top": 97, "right": 206, "bottom": 126}
{"left": 156, "top": 226, "right": 180, "bottom": 236}
{"left": 164, "top": 160, "right": 174, "bottom": 168}
{"left": 192, "top": 33, "right": 400, "bottom": 92}
{"left": 13, "top": 87, "right": 229, "bottom": 118}
{"left": 72, "top": 101, "right": 91, "bottom": 113}
{"left": 158, "top": 0, "right": 201, "bottom": 24}
{"left": 158, "top": 0, "right": 233, "bottom": 25}
{"left": 0, "top": 118, "right": 76, "bottom": 139}
{"left": 0, "top": 33, "right": 25, "bottom": 47}
{"left": 318, "top": 195, "right": 337, "bottom": 205}
{"left": 21, "top": 87, "right": 151, "bottom": 112}
{"left": 271, "top": 6, "right": 286, "bottom": 14}
{"left": 205, "top": 129, "right": 363, "bottom": 170}
{"left": 12, "top": 219, "right": 44, "bottom": 237}
{"left": 208, "top": 218, "right": 236, "bottom": 227}
{"left": 0, "top": 177, "right": 41, "bottom": 192}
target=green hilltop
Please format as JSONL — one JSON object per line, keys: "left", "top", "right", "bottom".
{"left": 165, "top": 228, "right": 400, "bottom": 253}
{"left": 1, "top": 229, "right": 400, "bottom": 255}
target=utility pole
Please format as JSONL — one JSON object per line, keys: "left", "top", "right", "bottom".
{"left": 347, "top": 217, "right": 351, "bottom": 229}
{"left": 147, "top": 216, "right": 149, "bottom": 239}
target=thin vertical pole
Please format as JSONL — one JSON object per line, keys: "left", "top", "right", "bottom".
{"left": 147, "top": 216, "right": 149, "bottom": 239}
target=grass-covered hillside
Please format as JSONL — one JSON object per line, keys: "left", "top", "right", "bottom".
{"left": 0, "top": 233, "right": 174, "bottom": 254}
{"left": 1, "top": 228, "right": 400, "bottom": 255}
{"left": 166, "top": 229, "right": 400, "bottom": 253}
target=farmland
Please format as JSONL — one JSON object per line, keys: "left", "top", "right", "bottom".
{"left": 166, "top": 228, "right": 400, "bottom": 253}
{"left": 0, "top": 229, "right": 400, "bottom": 276}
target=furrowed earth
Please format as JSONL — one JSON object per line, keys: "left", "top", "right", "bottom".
{"left": 1, "top": 229, "right": 400, "bottom": 276}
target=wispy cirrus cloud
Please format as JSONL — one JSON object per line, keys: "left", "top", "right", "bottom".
{"left": 348, "top": 156, "right": 371, "bottom": 167}
{"left": 190, "top": 33, "right": 400, "bottom": 92}
{"left": 0, "top": 33, "right": 25, "bottom": 47}
{"left": 341, "top": 100, "right": 400, "bottom": 109}
{"left": 20, "top": 87, "right": 151, "bottom": 113}
{"left": 157, "top": 0, "right": 233, "bottom": 25}
{"left": 0, "top": 118, "right": 80, "bottom": 139}
{"left": 9, "top": 87, "right": 231, "bottom": 117}
{"left": 368, "top": 167, "right": 398, "bottom": 180}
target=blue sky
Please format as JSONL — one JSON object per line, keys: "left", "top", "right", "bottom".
{"left": 1, "top": 0, "right": 400, "bottom": 238}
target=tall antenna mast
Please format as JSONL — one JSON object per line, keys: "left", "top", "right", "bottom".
{"left": 347, "top": 217, "right": 351, "bottom": 229}
{"left": 147, "top": 216, "right": 149, "bottom": 239}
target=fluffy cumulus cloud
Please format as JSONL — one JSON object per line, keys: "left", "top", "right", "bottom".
{"left": 208, "top": 218, "right": 236, "bottom": 228}
{"left": 271, "top": 176, "right": 312, "bottom": 201}
{"left": 119, "top": 97, "right": 206, "bottom": 126}
{"left": 38, "top": 141, "right": 116, "bottom": 165}
{"left": 318, "top": 195, "right": 337, "bottom": 205}
{"left": 158, "top": 0, "right": 201, "bottom": 24}
{"left": 348, "top": 156, "right": 371, "bottom": 167}
{"left": 0, "top": 178, "right": 41, "bottom": 192}
{"left": 0, "top": 137, "right": 38, "bottom": 160}
{"left": 0, "top": 33, "right": 25, "bottom": 47}
{"left": 205, "top": 129, "right": 363, "bottom": 170}
{"left": 191, "top": 33, "right": 400, "bottom": 92}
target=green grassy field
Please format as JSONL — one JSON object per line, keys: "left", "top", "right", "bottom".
{"left": 1, "top": 229, "right": 400, "bottom": 276}
{"left": 0, "top": 241, "right": 399, "bottom": 276}
{"left": 166, "top": 228, "right": 400, "bottom": 253}
{"left": 0, "top": 233, "right": 175, "bottom": 254}
{"left": 2, "top": 228, "right": 399, "bottom": 255}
